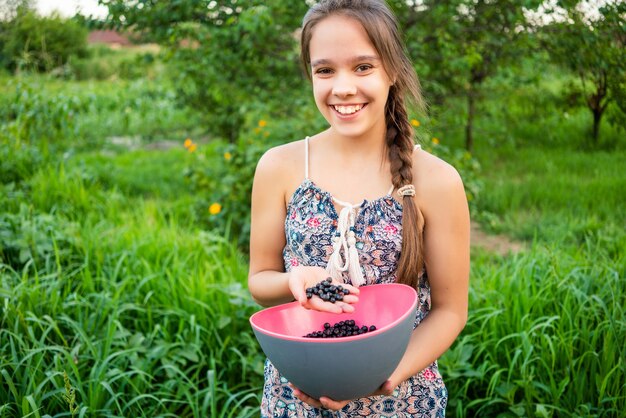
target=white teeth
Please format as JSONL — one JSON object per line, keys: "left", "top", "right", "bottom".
{"left": 333, "top": 104, "right": 363, "bottom": 115}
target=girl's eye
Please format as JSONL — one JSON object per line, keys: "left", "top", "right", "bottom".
{"left": 314, "top": 68, "right": 333, "bottom": 75}
{"left": 356, "top": 64, "right": 373, "bottom": 72}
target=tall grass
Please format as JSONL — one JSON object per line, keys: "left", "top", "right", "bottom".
{"left": 0, "top": 74, "right": 204, "bottom": 149}
{"left": 442, "top": 246, "right": 625, "bottom": 417}
{"left": 1, "top": 151, "right": 263, "bottom": 417}
{"left": 473, "top": 147, "right": 626, "bottom": 250}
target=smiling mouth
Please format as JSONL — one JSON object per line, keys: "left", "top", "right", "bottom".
{"left": 331, "top": 104, "right": 366, "bottom": 115}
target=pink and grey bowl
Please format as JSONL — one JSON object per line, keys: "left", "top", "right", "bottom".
{"left": 249, "top": 283, "right": 418, "bottom": 400}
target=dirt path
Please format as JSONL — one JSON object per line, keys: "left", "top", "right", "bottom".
{"left": 470, "top": 221, "right": 524, "bottom": 255}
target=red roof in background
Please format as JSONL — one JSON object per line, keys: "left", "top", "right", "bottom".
{"left": 88, "top": 30, "right": 132, "bottom": 45}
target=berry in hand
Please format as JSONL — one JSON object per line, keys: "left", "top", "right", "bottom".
{"left": 305, "top": 277, "right": 350, "bottom": 304}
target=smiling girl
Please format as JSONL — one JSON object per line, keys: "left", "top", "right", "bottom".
{"left": 247, "top": 0, "right": 470, "bottom": 416}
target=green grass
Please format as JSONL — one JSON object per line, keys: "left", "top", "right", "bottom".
{"left": 473, "top": 147, "right": 626, "bottom": 249}
{"left": 442, "top": 245, "right": 625, "bottom": 417}
{"left": 1, "top": 150, "right": 264, "bottom": 417}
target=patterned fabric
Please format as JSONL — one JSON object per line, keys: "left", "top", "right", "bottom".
{"left": 261, "top": 178, "right": 447, "bottom": 417}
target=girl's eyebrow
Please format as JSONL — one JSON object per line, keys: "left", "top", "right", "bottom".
{"left": 310, "top": 55, "right": 381, "bottom": 68}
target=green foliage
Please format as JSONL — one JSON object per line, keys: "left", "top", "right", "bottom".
{"left": 0, "top": 135, "right": 43, "bottom": 184}
{"left": 101, "top": 0, "right": 309, "bottom": 141}
{"left": 1, "top": 147, "right": 263, "bottom": 416}
{"left": 400, "top": 0, "right": 544, "bottom": 151}
{"left": 184, "top": 99, "right": 327, "bottom": 250}
{"left": 0, "top": 9, "right": 88, "bottom": 72}
{"left": 67, "top": 44, "right": 160, "bottom": 81}
{"left": 0, "top": 75, "right": 203, "bottom": 154}
{"left": 0, "top": 78, "right": 84, "bottom": 146}
{"left": 442, "top": 245, "right": 625, "bottom": 417}
{"left": 539, "top": 1, "right": 626, "bottom": 145}
{"left": 0, "top": 204, "right": 76, "bottom": 269}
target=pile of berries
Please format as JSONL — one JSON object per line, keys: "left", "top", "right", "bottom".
{"left": 303, "top": 320, "right": 377, "bottom": 339}
{"left": 306, "top": 278, "right": 350, "bottom": 303}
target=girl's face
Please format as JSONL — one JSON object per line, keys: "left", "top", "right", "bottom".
{"left": 309, "top": 14, "right": 393, "bottom": 140}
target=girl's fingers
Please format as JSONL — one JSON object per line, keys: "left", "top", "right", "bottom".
{"left": 300, "top": 290, "right": 359, "bottom": 313}
{"left": 338, "top": 301, "right": 355, "bottom": 313}
{"left": 319, "top": 396, "right": 350, "bottom": 410}
{"left": 308, "top": 297, "right": 344, "bottom": 314}
{"left": 289, "top": 384, "right": 323, "bottom": 408}
{"left": 377, "top": 379, "right": 394, "bottom": 396}
{"left": 341, "top": 294, "right": 359, "bottom": 304}
{"left": 340, "top": 283, "right": 360, "bottom": 295}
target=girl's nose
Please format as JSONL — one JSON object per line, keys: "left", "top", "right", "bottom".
{"left": 332, "top": 73, "right": 357, "bottom": 98}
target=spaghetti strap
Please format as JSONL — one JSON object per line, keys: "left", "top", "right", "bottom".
{"left": 304, "top": 136, "right": 310, "bottom": 180}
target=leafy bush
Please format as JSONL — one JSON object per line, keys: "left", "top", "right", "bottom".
{"left": 103, "top": 1, "right": 309, "bottom": 141}
{"left": 0, "top": 75, "right": 204, "bottom": 153}
{"left": 0, "top": 204, "right": 77, "bottom": 270}
{"left": 0, "top": 138, "right": 44, "bottom": 184}
{"left": 68, "top": 45, "right": 159, "bottom": 81}
{"left": 0, "top": 10, "right": 88, "bottom": 73}
{"left": 0, "top": 78, "right": 85, "bottom": 147}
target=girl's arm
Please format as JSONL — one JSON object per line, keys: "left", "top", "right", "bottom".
{"left": 387, "top": 155, "right": 470, "bottom": 388}
{"left": 248, "top": 147, "right": 294, "bottom": 307}
{"left": 247, "top": 146, "right": 359, "bottom": 311}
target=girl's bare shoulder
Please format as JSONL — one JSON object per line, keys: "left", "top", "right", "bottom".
{"left": 255, "top": 139, "right": 306, "bottom": 174}
{"left": 412, "top": 147, "right": 466, "bottom": 207}
{"left": 254, "top": 139, "right": 306, "bottom": 196}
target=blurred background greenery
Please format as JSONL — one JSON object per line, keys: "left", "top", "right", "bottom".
{"left": 0, "top": 0, "right": 624, "bottom": 417}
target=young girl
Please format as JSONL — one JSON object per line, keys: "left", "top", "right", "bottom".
{"left": 248, "top": 0, "right": 470, "bottom": 416}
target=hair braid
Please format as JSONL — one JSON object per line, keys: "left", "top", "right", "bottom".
{"left": 386, "top": 87, "right": 425, "bottom": 288}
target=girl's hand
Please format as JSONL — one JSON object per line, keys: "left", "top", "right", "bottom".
{"left": 288, "top": 266, "right": 359, "bottom": 313}
{"left": 289, "top": 380, "right": 394, "bottom": 410}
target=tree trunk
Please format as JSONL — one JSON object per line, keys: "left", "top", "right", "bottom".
{"left": 587, "top": 71, "right": 608, "bottom": 145}
{"left": 465, "top": 87, "right": 475, "bottom": 152}
{"left": 592, "top": 108, "right": 602, "bottom": 145}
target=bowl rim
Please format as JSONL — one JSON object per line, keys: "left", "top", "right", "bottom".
{"left": 249, "top": 283, "right": 417, "bottom": 344}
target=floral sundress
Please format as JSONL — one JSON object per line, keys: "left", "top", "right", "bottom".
{"left": 260, "top": 138, "right": 447, "bottom": 417}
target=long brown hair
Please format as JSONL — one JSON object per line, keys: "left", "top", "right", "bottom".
{"left": 300, "top": 0, "right": 426, "bottom": 288}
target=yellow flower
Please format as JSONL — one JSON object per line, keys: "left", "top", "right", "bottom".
{"left": 258, "top": 119, "right": 267, "bottom": 128}
{"left": 184, "top": 138, "right": 193, "bottom": 148}
{"left": 432, "top": 137, "right": 440, "bottom": 145}
{"left": 188, "top": 144, "right": 197, "bottom": 153}
{"left": 224, "top": 152, "right": 232, "bottom": 161}
{"left": 209, "top": 203, "right": 222, "bottom": 215}
{"left": 263, "top": 131, "right": 270, "bottom": 138}
{"left": 410, "top": 119, "right": 420, "bottom": 127}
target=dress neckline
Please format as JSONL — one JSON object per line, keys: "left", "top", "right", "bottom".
{"left": 287, "top": 178, "right": 402, "bottom": 221}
